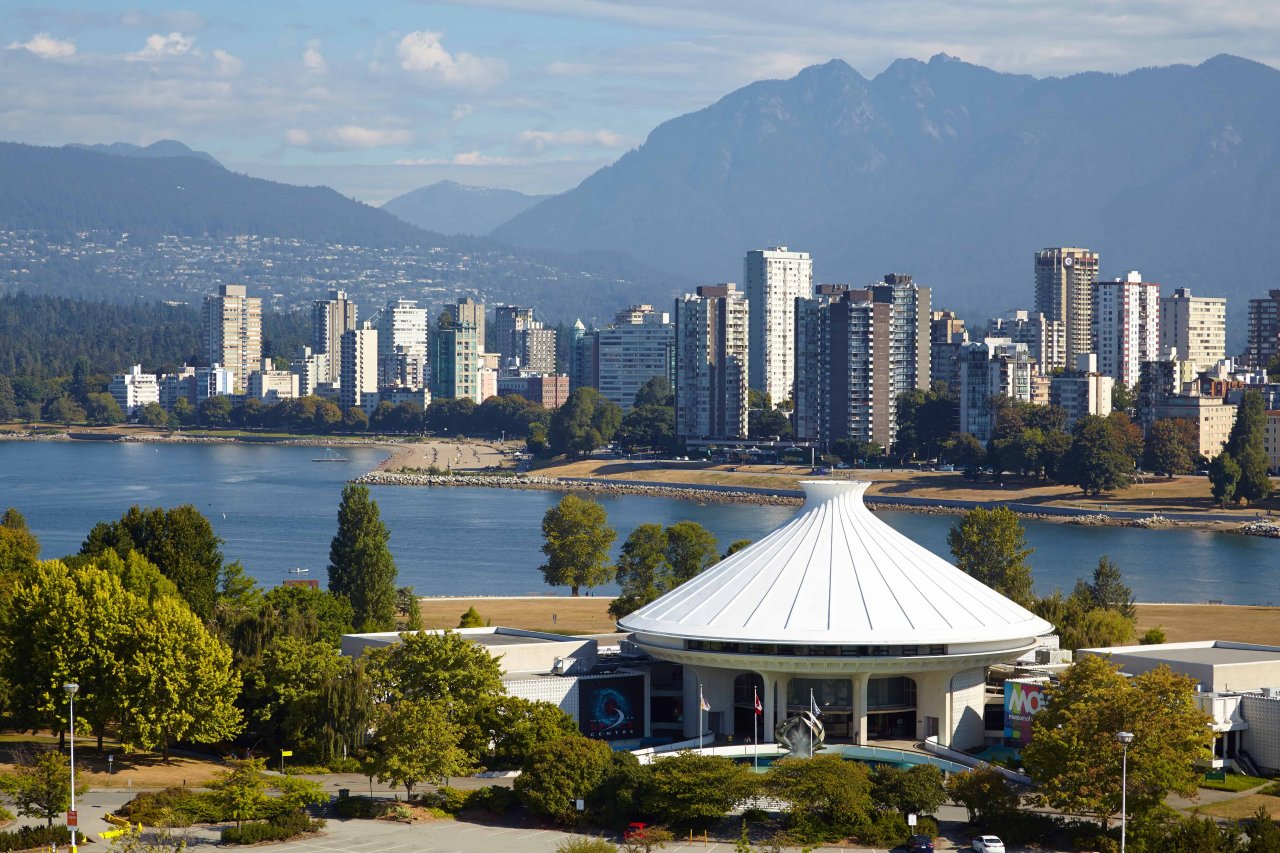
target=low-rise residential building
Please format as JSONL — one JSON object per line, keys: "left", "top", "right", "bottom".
{"left": 109, "top": 365, "right": 159, "bottom": 415}
{"left": 378, "top": 386, "right": 432, "bottom": 409}
{"left": 248, "top": 359, "right": 299, "bottom": 402}
{"left": 1266, "top": 410, "right": 1280, "bottom": 472}
{"left": 1151, "top": 396, "right": 1238, "bottom": 458}
{"left": 1049, "top": 354, "right": 1114, "bottom": 430}
{"left": 958, "top": 338, "right": 1034, "bottom": 442}
{"left": 497, "top": 374, "right": 571, "bottom": 409}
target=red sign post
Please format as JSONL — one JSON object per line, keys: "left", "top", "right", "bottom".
{"left": 67, "top": 810, "right": 78, "bottom": 827}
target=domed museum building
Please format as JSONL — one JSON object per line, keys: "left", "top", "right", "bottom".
{"left": 618, "top": 481, "right": 1052, "bottom": 750}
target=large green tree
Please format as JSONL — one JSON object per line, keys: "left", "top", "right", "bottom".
{"left": 894, "top": 385, "right": 959, "bottom": 462}
{"left": 610, "top": 521, "right": 721, "bottom": 618}
{"left": 946, "top": 507, "right": 1034, "bottom": 606}
{"left": 327, "top": 484, "right": 398, "bottom": 632}
{"left": 1061, "top": 414, "right": 1132, "bottom": 496}
{"left": 1226, "top": 390, "right": 1273, "bottom": 503}
{"left": 870, "top": 764, "right": 947, "bottom": 818}
{"left": 764, "top": 754, "right": 873, "bottom": 843}
{"left": 539, "top": 494, "right": 616, "bottom": 596}
{"left": 515, "top": 734, "right": 615, "bottom": 825}
{"left": 1022, "top": 655, "right": 1212, "bottom": 827}
{"left": 1210, "top": 451, "right": 1242, "bottom": 506}
{"left": 1143, "top": 418, "right": 1198, "bottom": 477}
{"left": 0, "top": 507, "right": 40, "bottom": 575}
{"left": 642, "top": 752, "right": 756, "bottom": 829}
{"left": 81, "top": 504, "right": 225, "bottom": 620}
{"left": 368, "top": 629, "right": 504, "bottom": 706}
{"left": 549, "top": 387, "right": 622, "bottom": 459}
{"left": 365, "top": 699, "right": 474, "bottom": 798}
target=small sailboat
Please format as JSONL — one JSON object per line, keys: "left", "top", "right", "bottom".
{"left": 287, "top": 567, "right": 310, "bottom": 574}
{"left": 313, "top": 447, "right": 349, "bottom": 462}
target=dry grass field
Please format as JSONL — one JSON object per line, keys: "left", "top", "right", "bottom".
{"left": 0, "top": 736, "right": 225, "bottom": 788}
{"left": 420, "top": 596, "right": 1278, "bottom": 646}
{"left": 533, "top": 458, "right": 1279, "bottom": 516}
{"left": 1194, "top": 793, "right": 1280, "bottom": 820}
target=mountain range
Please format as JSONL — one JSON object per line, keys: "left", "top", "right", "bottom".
{"left": 67, "top": 140, "right": 223, "bottom": 168}
{"left": 490, "top": 54, "right": 1280, "bottom": 336}
{"left": 382, "top": 181, "right": 549, "bottom": 236}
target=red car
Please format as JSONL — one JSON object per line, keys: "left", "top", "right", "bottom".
{"left": 623, "top": 822, "right": 648, "bottom": 840}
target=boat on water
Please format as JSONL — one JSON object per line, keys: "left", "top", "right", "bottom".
{"left": 312, "top": 447, "right": 349, "bottom": 462}
{"left": 287, "top": 567, "right": 310, "bottom": 574}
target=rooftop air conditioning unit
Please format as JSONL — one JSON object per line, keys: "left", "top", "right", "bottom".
{"left": 551, "top": 657, "right": 575, "bottom": 676}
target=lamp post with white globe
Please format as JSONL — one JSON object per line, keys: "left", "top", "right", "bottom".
{"left": 1116, "top": 730, "right": 1134, "bottom": 853}
{"left": 64, "top": 683, "right": 80, "bottom": 853}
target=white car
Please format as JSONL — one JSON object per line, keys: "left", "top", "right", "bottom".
{"left": 972, "top": 837, "right": 1005, "bottom": 853}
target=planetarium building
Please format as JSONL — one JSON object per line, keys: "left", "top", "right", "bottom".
{"left": 618, "top": 481, "right": 1053, "bottom": 750}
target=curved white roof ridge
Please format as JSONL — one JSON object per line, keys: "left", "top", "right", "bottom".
{"left": 617, "top": 480, "right": 1053, "bottom": 647}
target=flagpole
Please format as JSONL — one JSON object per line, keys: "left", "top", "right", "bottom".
{"left": 699, "top": 683, "right": 704, "bottom": 752}
{"left": 753, "top": 686, "right": 759, "bottom": 772}
{"left": 809, "top": 688, "right": 815, "bottom": 759}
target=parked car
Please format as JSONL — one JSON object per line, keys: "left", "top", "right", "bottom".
{"left": 623, "top": 822, "right": 648, "bottom": 840}
{"left": 972, "top": 836, "right": 1005, "bottom": 852}
{"left": 906, "top": 835, "right": 935, "bottom": 851}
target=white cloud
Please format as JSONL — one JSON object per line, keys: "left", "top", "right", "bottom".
{"left": 395, "top": 30, "right": 507, "bottom": 89}
{"left": 213, "top": 49, "right": 242, "bottom": 77}
{"left": 286, "top": 125, "right": 413, "bottom": 151}
{"left": 128, "top": 32, "right": 196, "bottom": 60}
{"left": 395, "top": 152, "right": 525, "bottom": 166}
{"left": 451, "top": 103, "right": 473, "bottom": 121}
{"left": 303, "top": 40, "right": 326, "bottom": 73}
{"left": 8, "top": 33, "right": 76, "bottom": 59}
{"left": 518, "top": 128, "right": 627, "bottom": 150}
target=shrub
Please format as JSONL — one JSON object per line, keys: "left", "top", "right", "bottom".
{"left": 555, "top": 838, "right": 618, "bottom": 853}
{"left": 118, "top": 787, "right": 225, "bottom": 824}
{"left": 333, "top": 796, "right": 383, "bottom": 819}
{"left": 220, "top": 813, "right": 325, "bottom": 844}
{"left": 0, "top": 806, "right": 13, "bottom": 823}
{"left": 856, "top": 810, "right": 909, "bottom": 847}
{"left": 426, "top": 786, "right": 469, "bottom": 813}
{"left": 0, "top": 825, "right": 72, "bottom": 850}
{"left": 465, "top": 786, "right": 516, "bottom": 815}
{"left": 740, "top": 807, "right": 768, "bottom": 824}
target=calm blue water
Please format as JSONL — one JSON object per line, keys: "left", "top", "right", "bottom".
{"left": 1, "top": 441, "right": 1277, "bottom": 604}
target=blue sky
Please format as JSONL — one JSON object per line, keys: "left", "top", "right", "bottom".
{"left": 4, "top": 1, "right": 1280, "bottom": 202}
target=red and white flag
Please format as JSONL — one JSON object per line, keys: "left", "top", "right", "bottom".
{"left": 753, "top": 686, "right": 762, "bottom": 716}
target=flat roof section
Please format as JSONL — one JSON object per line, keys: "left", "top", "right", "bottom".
{"left": 469, "top": 633, "right": 550, "bottom": 647}
{"left": 1115, "top": 646, "right": 1280, "bottom": 666}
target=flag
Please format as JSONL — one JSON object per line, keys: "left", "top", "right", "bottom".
{"left": 810, "top": 689, "right": 822, "bottom": 717}
{"left": 753, "top": 687, "right": 762, "bottom": 716}
{"left": 699, "top": 687, "right": 711, "bottom": 712}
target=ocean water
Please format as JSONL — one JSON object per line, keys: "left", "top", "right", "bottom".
{"left": 1, "top": 441, "right": 1276, "bottom": 604}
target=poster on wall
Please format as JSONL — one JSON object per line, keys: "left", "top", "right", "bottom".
{"left": 1003, "top": 680, "right": 1047, "bottom": 745}
{"left": 579, "top": 675, "right": 645, "bottom": 741}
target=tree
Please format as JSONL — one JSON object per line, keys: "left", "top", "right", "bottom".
{"left": 764, "top": 754, "right": 873, "bottom": 842}
{"left": 1084, "top": 556, "right": 1135, "bottom": 619}
{"left": 395, "top": 586, "right": 422, "bottom": 629}
{"left": 724, "top": 539, "right": 752, "bottom": 558}
{"left": 1112, "top": 382, "right": 1135, "bottom": 415}
{"left": 476, "top": 695, "right": 580, "bottom": 768}
{"left": 1227, "top": 390, "right": 1273, "bottom": 503}
{"left": 199, "top": 395, "right": 233, "bottom": 427}
{"left": 86, "top": 392, "right": 125, "bottom": 425}
{"left": 610, "top": 524, "right": 668, "bottom": 618}
{"left": 327, "top": 484, "right": 398, "bottom": 632}
{"left": 1210, "top": 451, "right": 1242, "bottom": 506}
{"left": 1143, "top": 418, "right": 1197, "bottom": 477}
{"left": 642, "top": 752, "right": 756, "bottom": 829}
{"left": 633, "top": 376, "right": 674, "bottom": 408}
{"left": 209, "top": 758, "right": 270, "bottom": 829}
{"left": 539, "top": 494, "right": 616, "bottom": 596}
{"left": 170, "top": 397, "right": 195, "bottom": 427}
{"left": 617, "top": 404, "right": 676, "bottom": 453}
{"left": 1022, "top": 655, "right": 1212, "bottom": 827}
{"left": 0, "top": 376, "right": 16, "bottom": 421}
{"left": 459, "top": 606, "right": 485, "bottom": 627}
{"left": 894, "top": 386, "right": 958, "bottom": 462}
{"left": 1061, "top": 414, "right": 1131, "bottom": 496}
{"left": 871, "top": 764, "right": 946, "bottom": 818}
{"left": 81, "top": 503, "right": 225, "bottom": 620}
{"left": 942, "top": 432, "right": 987, "bottom": 478}
{"left": 365, "top": 699, "right": 474, "bottom": 799}
{"left": 0, "top": 507, "right": 40, "bottom": 574}
{"left": 242, "top": 637, "right": 350, "bottom": 758}
{"left": 42, "top": 395, "right": 85, "bottom": 425}
{"left": 945, "top": 767, "right": 1020, "bottom": 825}
{"left": 515, "top": 735, "right": 615, "bottom": 824}
{"left": 0, "top": 748, "right": 84, "bottom": 827}
{"left": 117, "top": 595, "right": 244, "bottom": 756}
{"left": 368, "top": 629, "right": 504, "bottom": 707}
{"left": 664, "top": 521, "right": 720, "bottom": 585}
{"left": 946, "top": 507, "right": 1034, "bottom": 606}
{"left": 549, "top": 388, "right": 622, "bottom": 459}
{"left": 139, "top": 402, "right": 169, "bottom": 427}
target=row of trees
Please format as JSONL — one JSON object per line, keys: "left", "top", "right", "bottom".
{"left": 537, "top": 494, "right": 745, "bottom": 606}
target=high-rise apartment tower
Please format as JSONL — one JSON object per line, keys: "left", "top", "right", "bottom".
{"left": 202, "top": 284, "right": 261, "bottom": 393}
{"left": 674, "top": 284, "right": 749, "bottom": 440}
{"left": 745, "top": 246, "right": 813, "bottom": 404}
{"left": 1034, "top": 247, "right": 1099, "bottom": 365}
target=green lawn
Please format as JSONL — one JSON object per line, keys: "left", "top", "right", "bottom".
{"left": 1200, "top": 772, "right": 1272, "bottom": 792}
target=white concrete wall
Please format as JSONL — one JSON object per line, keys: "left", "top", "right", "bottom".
{"left": 1241, "top": 693, "right": 1280, "bottom": 771}
{"left": 949, "top": 667, "right": 987, "bottom": 750}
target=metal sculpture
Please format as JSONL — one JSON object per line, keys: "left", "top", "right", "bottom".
{"left": 774, "top": 711, "right": 825, "bottom": 756}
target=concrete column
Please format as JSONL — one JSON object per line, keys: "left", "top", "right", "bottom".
{"left": 913, "top": 671, "right": 951, "bottom": 744}
{"left": 852, "top": 672, "right": 869, "bottom": 745}
{"left": 759, "top": 671, "right": 779, "bottom": 742}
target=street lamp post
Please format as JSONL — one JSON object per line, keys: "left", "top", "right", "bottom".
{"left": 1116, "top": 730, "right": 1134, "bottom": 853}
{"left": 64, "top": 682, "right": 79, "bottom": 853}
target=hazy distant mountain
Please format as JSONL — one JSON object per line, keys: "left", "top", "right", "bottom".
{"left": 492, "top": 54, "right": 1280, "bottom": 335}
{"left": 383, "top": 180, "right": 550, "bottom": 236}
{"left": 68, "top": 139, "right": 223, "bottom": 168}
{"left": 0, "top": 141, "right": 428, "bottom": 245}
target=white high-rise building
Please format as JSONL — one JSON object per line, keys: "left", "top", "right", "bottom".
{"left": 674, "top": 285, "right": 749, "bottom": 440}
{"left": 312, "top": 290, "right": 357, "bottom": 384}
{"left": 958, "top": 339, "right": 1034, "bottom": 442}
{"left": 989, "top": 310, "right": 1065, "bottom": 375}
{"left": 109, "top": 365, "right": 159, "bottom": 416}
{"left": 203, "top": 284, "right": 261, "bottom": 394}
{"left": 340, "top": 325, "right": 379, "bottom": 412}
{"left": 745, "top": 246, "right": 813, "bottom": 404}
{"left": 374, "top": 299, "right": 429, "bottom": 389}
{"left": 1161, "top": 287, "right": 1227, "bottom": 371}
{"left": 596, "top": 305, "right": 674, "bottom": 412}
{"left": 291, "top": 347, "right": 329, "bottom": 398}
{"left": 1034, "top": 247, "right": 1099, "bottom": 366}
{"left": 1093, "top": 271, "right": 1160, "bottom": 389}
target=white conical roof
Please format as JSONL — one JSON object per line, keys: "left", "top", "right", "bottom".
{"left": 618, "top": 481, "right": 1052, "bottom": 647}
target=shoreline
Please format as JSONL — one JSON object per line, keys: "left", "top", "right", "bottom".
{"left": 352, "top": 470, "right": 1280, "bottom": 538}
